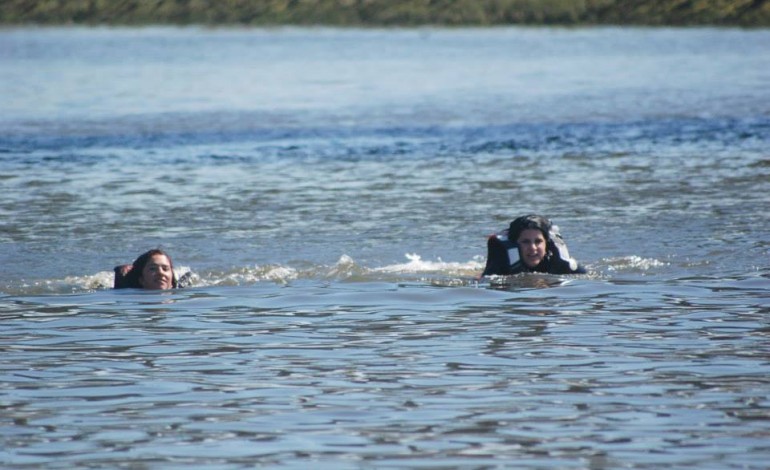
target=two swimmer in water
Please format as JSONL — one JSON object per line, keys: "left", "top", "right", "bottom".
{"left": 116, "top": 214, "right": 584, "bottom": 290}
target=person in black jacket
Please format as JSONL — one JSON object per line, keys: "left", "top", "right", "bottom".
{"left": 482, "top": 214, "right": 586, "bottom": 276}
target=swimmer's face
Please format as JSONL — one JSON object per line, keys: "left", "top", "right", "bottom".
{"left": 516, "top": 228, "right": 547, "bottom": 268}
{"left": 139, "top": 254, "right": 174, "bottom": 290}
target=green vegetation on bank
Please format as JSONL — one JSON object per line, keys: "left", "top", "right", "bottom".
{"left": 1, "top": 0, "right": 768, "bottom": 27}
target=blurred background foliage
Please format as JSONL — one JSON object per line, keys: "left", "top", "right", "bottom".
{"left": 1, "top": 0, "right": 768, "bottom": 26}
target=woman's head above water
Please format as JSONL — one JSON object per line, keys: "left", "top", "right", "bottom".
{"left": 128, "top": 249, "right": 177, "bottom": 290}
{"left": 508, "top": 215, "right": 554, "bottom": 268}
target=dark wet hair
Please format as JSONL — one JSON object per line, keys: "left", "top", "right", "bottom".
{"left": 123, "top": 249, "right": 178, "bottom": 289}
{"left": 508, "top": 214, "right": 553, "bottom": 242}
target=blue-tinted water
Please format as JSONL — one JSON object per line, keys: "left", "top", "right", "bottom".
{"left": 1, "top": 26, "right": 769, "bottom": 468}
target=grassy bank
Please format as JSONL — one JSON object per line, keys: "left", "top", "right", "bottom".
{"left": 1, "top": 0, "right": 768, "bottom": 27}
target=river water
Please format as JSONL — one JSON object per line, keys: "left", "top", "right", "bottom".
{"left": 1, "top": 26, "right": 769, "bottom": 468}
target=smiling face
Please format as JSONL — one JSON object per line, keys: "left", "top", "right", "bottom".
{"left": 139, "top": 254, "right": 174, "bottom": 290}
{"left": 516, "top": 228, "right": 547, "bottom": 268}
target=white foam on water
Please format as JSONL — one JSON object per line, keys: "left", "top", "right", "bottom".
{"left": 374, "top": 253, "right": 483, "bottom": 276}
{"left": 604, "top": 255, "right": 668, "bottom": 271}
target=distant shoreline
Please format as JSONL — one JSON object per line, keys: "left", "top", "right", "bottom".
{"left": 1, "top": 0, "right": 768, "bottom": 28}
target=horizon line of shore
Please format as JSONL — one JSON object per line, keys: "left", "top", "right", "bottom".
{"left": 2, "top": 0, "right": 768, "bottom": 28}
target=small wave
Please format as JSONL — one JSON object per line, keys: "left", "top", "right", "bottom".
{"left": 197, "top": 265, "right": 299, "bottom": 287}
{"left": 374, "top": 253, "right": 483, "bottom": 276}
{"left": 202, "top": 254, "right": 484, "bottom": 285}
{"left": 604, "top": 255, "right": 668, "bottom": 272}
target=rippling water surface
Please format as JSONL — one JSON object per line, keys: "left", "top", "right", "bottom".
{"left": 1, "top": 26, "right": 769, "bottom": 468}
